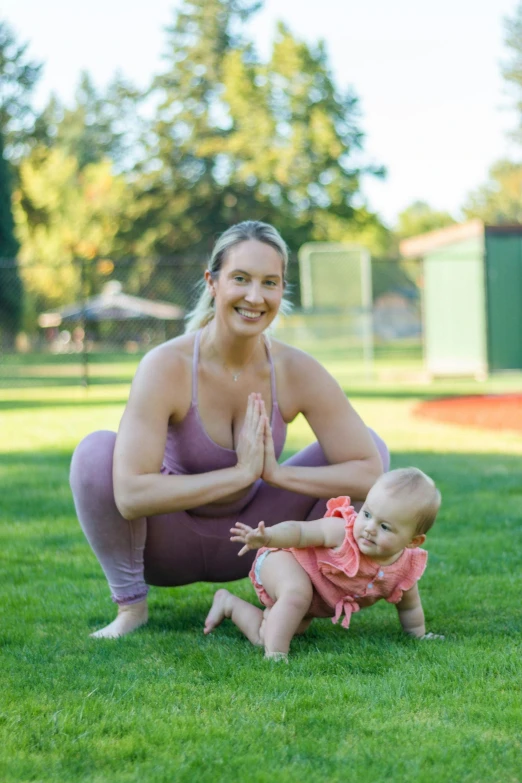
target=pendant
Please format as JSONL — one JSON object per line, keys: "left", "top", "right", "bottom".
{"left": 232, "top": 373, "right": 240, "bottom": 382}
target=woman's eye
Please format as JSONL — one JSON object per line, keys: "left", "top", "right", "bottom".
{"left": 264, "top": 280, "right": 277, "bottom": 287}
{"left": 234, "top": 276, "right": 246, "bottom": 283}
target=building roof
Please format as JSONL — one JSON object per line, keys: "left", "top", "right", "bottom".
{"left": 399, "top": 220, "right": 484, "bottom": 259}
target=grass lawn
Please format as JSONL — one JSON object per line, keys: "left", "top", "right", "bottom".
{"left": 1, "top": 354, "right": 521, "bottom": 782}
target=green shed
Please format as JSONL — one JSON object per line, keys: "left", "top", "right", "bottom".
{"left": 400, "top": 220, "right": 522, "bottom": 378}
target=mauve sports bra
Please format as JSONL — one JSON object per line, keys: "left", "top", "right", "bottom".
{"left": 161, "top": 329, "right": 287, "bottom": 477}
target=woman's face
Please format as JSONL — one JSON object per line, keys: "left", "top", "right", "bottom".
{"left": 206, "top": 239, "right": 285, "bottom": 334}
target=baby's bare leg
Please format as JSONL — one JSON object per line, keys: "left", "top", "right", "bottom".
{"left": 295, "top": 617, "right": 313, "bottom": 635}
{"left": 260, "top": 609, "right": 311, "bottom": 639}
{"left": 204, "top": 589, "right": 264, "bottom": 646}
{"left": 258, "top": 552, "right": 313, "bottom": 658}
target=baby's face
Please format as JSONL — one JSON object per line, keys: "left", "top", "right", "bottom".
{"left": 353, "top": 480, "right": 425, "bottom": 565}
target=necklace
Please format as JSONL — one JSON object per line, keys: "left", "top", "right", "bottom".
{"left": 203, "top": 327, "right": 262, "bottom": 382}
{"left": 222, "top": 337, "right": 262, "bottom": 382}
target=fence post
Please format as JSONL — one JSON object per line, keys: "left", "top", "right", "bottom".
{"left": 78, "top": 257, "right": 89, "bottom": 388}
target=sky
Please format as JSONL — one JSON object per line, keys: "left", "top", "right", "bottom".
{"left": 2, "top": 0, "right": 521, "bottom": 225}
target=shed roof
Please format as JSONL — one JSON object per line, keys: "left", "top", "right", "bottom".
{"left": 399, "top": 220, "right": 484, "bottom": 259}
{"left": 400, "top": 220, "right": 522, "bottom": 259}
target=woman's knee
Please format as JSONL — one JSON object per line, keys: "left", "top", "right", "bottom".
{"left": 70, "top": 430, "right": 117, "bottom": 497}
{"left": 368, "top": 428, "right": 390, "bottom": 473}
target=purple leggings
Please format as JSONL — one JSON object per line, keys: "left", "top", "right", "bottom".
{"left": 70, "top": 430, "right": 389, "bottom": 605}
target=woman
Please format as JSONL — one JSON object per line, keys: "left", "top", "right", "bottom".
{"left": 70, "top": 221, "right": 389, "bottom": 638}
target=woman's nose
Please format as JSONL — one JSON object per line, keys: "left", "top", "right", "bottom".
{"left": 245, "top": 283, "right": 264, "bottom": 303}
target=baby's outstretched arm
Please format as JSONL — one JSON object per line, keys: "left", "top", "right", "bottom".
{"left": 396, "top": 584, "right": 444, "bottom": 640}
{"left": 230, "top": 517, "right": 346, "bottom": 556}
{"left": 230, "top": 521, "right": 272, "bottom": 555}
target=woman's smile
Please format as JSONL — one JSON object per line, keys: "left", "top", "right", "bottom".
{"left": 235, "top": 307, "right": 265, "bottom": 321}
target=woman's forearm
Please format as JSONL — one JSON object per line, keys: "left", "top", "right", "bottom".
{"left": 268, "top": 458, "right": 382, "bottom": 502}
{"left": 115, "top": 464, "right": 254, "bottom": 520}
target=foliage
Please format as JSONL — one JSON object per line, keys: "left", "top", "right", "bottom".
{"left": 502, "top": 0, "right": 522, "bottom": 144}
{"left": 0, "top": 128, "right": 23, "bottom": 338}
{"left": 5, "top": 0, "right": 391, "bottom": 324}
{"left": 462, "top": 159, "right": 522, "bottom": 223}
{"left": 35, "top": 72, "right": 145, "bottom": 172}
{"left": 395, "top": 200, "right": 456, "bottom": 240}
{"left": 129, "top": 1, "right": 382, "bottom": 261}
{"left": 0, "top": 19, "right": 42, "bottom": 160}
{"left": 13, "top": 146, "right": 129, "bottom": 319}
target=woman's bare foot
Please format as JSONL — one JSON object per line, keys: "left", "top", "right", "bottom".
{"left": 90, "top": 599, "right": 148, "bottom": 639}
{"left": 203, "top": 589, "right": 233, "bottom": 634}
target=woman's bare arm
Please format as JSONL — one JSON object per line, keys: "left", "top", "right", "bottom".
{"left": 263, "top": 350, "right": 383, "bottom": 501}
{"left": 113, "top": 347, "right": 264, "bottom": 520}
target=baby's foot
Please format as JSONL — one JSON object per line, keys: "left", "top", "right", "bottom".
{"left": 90, "top": 600, "right": 148, "bottom": 639}
{"left": 264, "top": 651, "right": 289, "bottom": 663}
{"left": 204, "top": 589, "right": 232, "bottom": 634}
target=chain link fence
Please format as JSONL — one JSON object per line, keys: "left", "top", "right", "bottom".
{"left": 0, "top": 257, "right": 423, "bottom": 388}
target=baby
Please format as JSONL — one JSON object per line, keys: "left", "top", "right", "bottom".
{"left": 204, "top": 467, "right": 443, "bottom": 660}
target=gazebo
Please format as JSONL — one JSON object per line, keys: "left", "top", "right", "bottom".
{"left": 38, "top": 280, "right": 184, "bottom": 328}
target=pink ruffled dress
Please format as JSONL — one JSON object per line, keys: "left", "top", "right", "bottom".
{"left": 249, "top": 496, "right": 428, "bottom": 629}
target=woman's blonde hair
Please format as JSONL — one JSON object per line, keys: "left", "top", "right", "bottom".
{"left": 184, "top": 221, "right": 292, "bottom": 333}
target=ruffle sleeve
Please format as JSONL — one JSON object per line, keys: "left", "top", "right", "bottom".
{"left": 318, "top": 497, "right": 359, "bottom": 578}
{"left": 325, "top": 496, "right": 357, "bottom": 522}
{"left": 386, "top": 548, "right": 428, "bottom": 604}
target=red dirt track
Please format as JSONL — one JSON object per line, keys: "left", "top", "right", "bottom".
{"left": 415, "top": 394, "right": 522, "bottom": 432}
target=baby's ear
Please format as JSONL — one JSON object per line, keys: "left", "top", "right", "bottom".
{"left": 406, "top": 533, "right": 426, "bottom": 549}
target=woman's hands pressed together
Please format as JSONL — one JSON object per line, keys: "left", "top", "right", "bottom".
{"left": 235, "top": 393, "right": 267, "bottom": 484}
{"left": 260, "top": 399, "right": 281, "bottom": 486}
{"left": 235, "top": 392, "right": 282, "bottom": 488}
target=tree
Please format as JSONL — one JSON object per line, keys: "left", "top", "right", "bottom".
{"left": 0, "top": 128, "right": 23, "bottom": 343}
{"left": 395, "top": 201, "right": 456, "bottom": 239}
{"left": 0, "top": 19, "right": 42, "bottom": 160}
{"left": 35, "top": 72, "right": 144, "bottom": 172}
{"left": 220, "top": 22, "right": 383, "bottom": 247}
{"left": 13, "top": 146, "right": 129, "bottom": 323}
{"left": 502, "top": 1, "right": 522, "bottom": 144}
{"left": 130, "top": 0, "right": 381, "bottom": 265}
{"left": 462, "top": 159, "right": 522, "bottom": 223}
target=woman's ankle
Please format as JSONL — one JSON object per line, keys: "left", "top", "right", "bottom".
{"left": 117, "top": 598, "right": 148, "bottom": 614}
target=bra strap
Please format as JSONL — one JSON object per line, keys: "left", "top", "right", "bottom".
{"left": 264, "top": 335, "right": 277, "bottom": 404}
{"left": 192, "top": 329, "right": 202, "bottom": 404}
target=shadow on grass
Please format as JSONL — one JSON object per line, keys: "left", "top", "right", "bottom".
{"left": 0, "top": 353, "right": 144, "bottom": 366}
{"left": 0, "top": 398, "right": 128, "bottom": 411}
{"left": 346, "top": 389, "right": 485, "bottom": 401}
{"left": 0, "top": 375, "right": 132, "bottom": 389}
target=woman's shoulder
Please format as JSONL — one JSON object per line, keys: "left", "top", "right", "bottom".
{"left": 270, "top": 338, "right": 327, "bottom": 376}
{"left": 270, "top": 338, "right": 338, "bottom": 392}
{"left": 133, "top": 333, "right": 195, "bottom": 389}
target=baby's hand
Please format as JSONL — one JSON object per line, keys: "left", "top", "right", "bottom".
{"left": 420, "top": 632, "right": 445, "bottom": 641}
{"left": 230, "top": 521, "right": 270, "bottom": 556}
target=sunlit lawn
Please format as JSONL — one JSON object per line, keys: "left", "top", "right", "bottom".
{"left": 1, "top": 353, "right": 521, "bottom": 782}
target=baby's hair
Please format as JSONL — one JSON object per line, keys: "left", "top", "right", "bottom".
{"left": 380, "top": 467, "right": 441, "bottom": 534}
